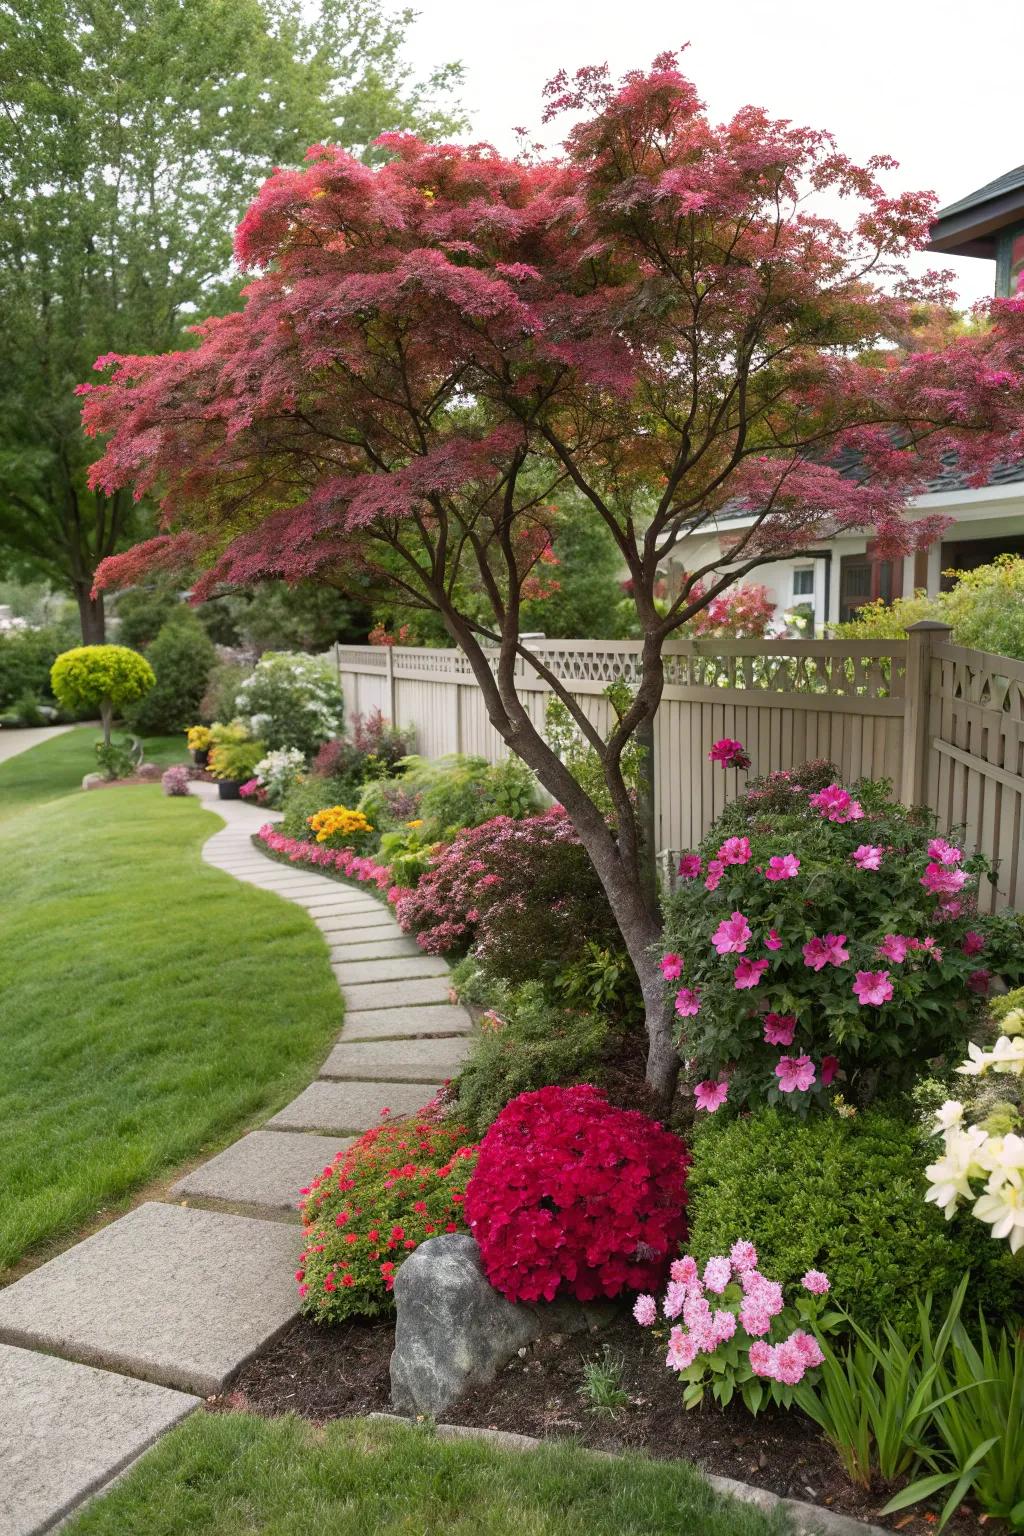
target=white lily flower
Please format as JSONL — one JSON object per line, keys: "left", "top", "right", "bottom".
{"left": 973, "top": 1173, "right": 1024, "bottom": 1254}
{"left": 925, "top": 1128, "right": 988, "bottom": 1218}
{"left": 989, "top": 1035, "right": 1024, "bottom": 1075}
{"left": 956, "top": 1040, "right": 993, "bottom": 1077}
{"left": 933, "top": 1100, "right": 964, "bottom": 1134}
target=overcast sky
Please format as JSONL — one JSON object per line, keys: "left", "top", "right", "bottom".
{"left": 405, "top": 0, "right": 1023, "bottom": 309}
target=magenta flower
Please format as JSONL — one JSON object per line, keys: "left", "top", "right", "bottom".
{"left": 764, "top": 928, "right": 782, "bottom": 951}
{"left": 704, "top": 858, "right": 725, "bottom": 892}
{"left": 852, "top": 969, "right": 893, "bottom": 1006}
{"left": 968, "top": 968, "right": 991, "bottom": 996}
{"left": 921, "top": 862, "right": 968, "bottom": 896}
{"left": 674, "top": 986, "right": 701, "bottom": 1017}
{"left": 808, "top": 784, "right": 864, "bottom": 822}
{"left": 708, "top": 738, "right": 750, "bottom": 770}
{"left": 718, "top": 835, "right": 752, "bottom": 865}
{"left": 928, "top": 837, "right": 963, "bottom": 866}
{"left": 666, "top": 1326, "right": 699, "bottom": 1371}
{"left": 632, "top": 1294, "right": 657, "bottom": 1326}
{"left": 763, "top": 1012, "right": 796, "bottom": 1046}
{"left": 962, "top": 930, "right": 986, "bottom": 957}
{"left": 791, "top": 1329, "right": 825, "bottom": 1368}
{"left": 677, "top": 853, "right": 702, "bottom": 880}
{"left": 851, "top": 844, "right": 883, "bottom": 871}
{"left": 694, "top": 1078, "right": 729, "bottom": 1112}
{"left": 734, "top": 957, "right": 769, "bottom": 989}
{"left": 802, "top": 933, "right": 850, "bottom": 971}
{"left": 821, "top": 1055, "right": 840, "bottom": 1086}
{"left": 660, "top": 952, "right": 683, "bottom": 980}
{"left": 764, "top": 853, "right": 800, "bottom": 881}
{"left": 776, "top": 1054, "right": 816, "bottom": 1092}
{"left": 712, "top": 910, "right": 752, "bottom": 955}
{"left": 937, "top": 897, "right": 963, "bottom": 919}
{"left": 877, "top": 933, "right": 910, "bottom": 963}
{"left": 801, "top": 1269, "right": 830, "bottom": 1295}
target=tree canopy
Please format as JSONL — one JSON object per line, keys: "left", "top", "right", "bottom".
{"left": 0, "top": 0, "right": 464, "bottom": 639}
{"left": 81, "top": 53, "right": 1024, "bottom": 1097}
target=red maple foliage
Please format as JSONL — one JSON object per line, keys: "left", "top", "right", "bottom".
{"left": 79, "top": 54, "right": 1024, "bottom": 1100}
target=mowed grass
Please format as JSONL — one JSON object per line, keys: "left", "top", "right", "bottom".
{"left": 0, "top": 785, "right": 343, "bottom": 1271}
{"left": 64, "top": 1413, "right": 789, "bottom": 1536}
{"left": 0, "top": 724, "right": 183, "bottom": 823}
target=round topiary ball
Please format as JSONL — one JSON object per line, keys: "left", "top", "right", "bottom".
{"left": 464, "top": 1084, "right": 690, "bottom": 1304}
{"left": 50, "top": 644, "right": 155, "bottom": 735}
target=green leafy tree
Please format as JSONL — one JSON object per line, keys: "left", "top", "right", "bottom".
{"left": 0, "top": 0, "right": 463, "bottom": 642}
{"left": 50, "top": 644, "right": 154, "bottom": 744}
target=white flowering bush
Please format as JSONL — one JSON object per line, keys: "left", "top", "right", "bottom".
{"left": 924, "top": 1002, "right": 1024, "bottom": 1254}
{"left": 234, "top": 652, "right": 343, "bottom": 756}
{"left": 253, "top": 747, "right": 306, "bottom": 807}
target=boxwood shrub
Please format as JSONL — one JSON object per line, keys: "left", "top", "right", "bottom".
{"left": 686, "top": 1106, "right": 1021, "bottom": 1333}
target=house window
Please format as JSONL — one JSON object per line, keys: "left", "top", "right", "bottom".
{"left": 838, "top": 550, "right": 903, "bottom": 621}
{"left": 997, "top": 223, "right": 1024, "bottom": 298}
{"left": 792, "top": 568, "right": 815, "bottom": 596}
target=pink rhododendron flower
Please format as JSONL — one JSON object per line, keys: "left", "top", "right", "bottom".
{"left": 914, "top": 935, "right": 943, "bottom": 962}
{"left": 764, "top": 853, "right": 800, "bottom": 881}
{"left": 712, "top": 1309, "right": 737, "bottom": 1344}
{"left": 808, "top": 784, "right": 863, "bottom": 822}
{"left": 633, "top": 1293, "right": 657, "bottom": 1326}
{"left": 703, "top": 1256, "right": 732, "bottom": 1293}
{"left": 730, "top": 1240, "right": 758, "bottom": 1272}
{"left": 718, "top": 835, "right": 752, "bottom": 865}
{"left": 704, "top": 858, "right": 725, "bottom": 892}
{"left": 660, "top": 952, "right": 683, "bottom": 980}
{"left": 763, "top": 1012, "right": 797, "bottom": 1046}
{"left": 683, "top": 1292, "right": 712, "bottom": 1330}
{"left": 937, "top": 897, "right": 963, "bottom": 919}
{"left": 670, "top": 1256, "right": 699, "bottom": 1288}
{"left": 928, "top": 838, "right": 963, "bottom": 865}
{"left": 851, "top": 844, "right": 883, "bottom": 871}
{"left": 712, "top": 910, "right": 752, "bottom": 955}
{"left": 853, "top": 969, "right": 893, "bottom": 1006}
{"left": 772, "top": 1338, "right": 808, "bottom": 1385}
{"left": 674, "top": 986, "right": 701, "bottom": 1017}
{"left": 776, "top": 1054, "right": 816, "bottom": 1092}
{"left": 734, "top": 957, "right": 769, "bottom": 989}
{"left": 821, "top": 1055, "right": 840, "bottom": 1086}
{"left": 749, "top": 1341, "right": 776, "bottom": 1376}
{"left": 708, "top": 738, "right": 750, "bottom": 770}
{"left": 921, "top": 862, "right": 968, "bottom": 895}
{"left": 694, "top": 1078, "right": 729, "bottom": 1112}
{"left": 678, "top": 853, "right": 702, "bottom": 880}
{"left": 663, "top": 1281, "right": 686, "bottom": 1319}
{"left": 764, "top": 928, "right": 782, "bottom": 950}
{"left": 802, "top": 933, "right": 849, "bottom": 971}
{"left": 801, "top": 1269, "right": 830, "bottom": 1295}
{"left": 744, "top": 1274, "right": 784, "bottom": 1315}
{"left": 739, "top": 1302, "right": 772, "bottom": 1337}
{"left": 791, "top": 1329, "right": 825, "bottom": 1368}
{"left": 962, "top": 930, "right": 986, "bottom": 957}
{"left": 968, "top": 968, "right": 991, "bottom": 995}
{"left": 878, "top": 933, "right": 910, "bottom": 963}
{"left": 666, "top": 1325, "right": 699, "bottom": 1370}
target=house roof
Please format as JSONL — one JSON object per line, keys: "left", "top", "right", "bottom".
{"left": 928, "top": 163, "right": 1024, "bottom": 259}
{"left": 936, "top": 164, "right": 1024, "bottom": 222}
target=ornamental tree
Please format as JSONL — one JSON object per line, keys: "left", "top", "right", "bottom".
{"left": 50, "top": 645, "right": 155, "bottom": 745}
{"left": 80, "top": 55, "right": 1024, "bottom": 1103}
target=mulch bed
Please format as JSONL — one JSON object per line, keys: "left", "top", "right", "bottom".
{"left": 211, "top": 1313, "right": 987, "bottom": 1535}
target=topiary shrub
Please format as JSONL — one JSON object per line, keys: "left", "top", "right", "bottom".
{"left": 126, "top": 611, "right": 216, "bottom": 734}
{"left": 50, "top": 644, "right": 155, "bottom": 746}
{"left": 685, "top": 1106, "right": 1021, "bottom": 1334}
{"left": 464, "top": 1085, "right": 690, "bottom": 1303}
{"left": 234, "top": 651, "right": 343, "bottom": 755}
{"left": 296, "top": 1112, "right": 478, "bottom": 1323}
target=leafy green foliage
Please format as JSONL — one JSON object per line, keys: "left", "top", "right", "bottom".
{"left": 234, "top": 651, "right": 343, "bottom": 755}
{"left": 126, "top": 612, "right": 216, "bottom": 734}
{"left": 0, "top": 626, "right": 71, "bottom": 710}
{"left": 545, "top": 690, "right": 645, "bottom": 820}
{"left": 50, "top": 645, "right": 154, "bottom": 719}
{"left": 395, "top": 752, "right": 541, "bottom": 841}
{"left": 833, "top": 557, "right": 1024, "bottom": 661}
{"left": 686, "top": 1108, "right": 1020, "bottom": 1334}
{"left": 113, "top": 586, "right": 182, "bottom": 651}
{"left": 94, "top": 733, "right": 142, "bottom": 780}
{"left": 578, "top": 1347, "right": 632, "bottom": 1414}
{"left": 200, "top": 660, "right": 250, "bottom": 723}
{"left": 207, "top": 720, "right": 264, "bottom": 782}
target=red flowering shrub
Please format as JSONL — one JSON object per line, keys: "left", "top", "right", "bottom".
{"left": 296, "top": 1112, "right": 478, "bottom": 1323}
{"left": 465, "top": 1085, "right": 690, "bottom": 1304}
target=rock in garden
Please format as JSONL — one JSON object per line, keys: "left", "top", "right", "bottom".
{"left": 390, "top": 1233, "right": 609, "bottom": 1416}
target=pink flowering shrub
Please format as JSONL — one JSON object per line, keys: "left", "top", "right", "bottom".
{"left": 256, "top": 823, "right": 408, "bottom": 905}
{"left": 465, "top": 1085, "right": 690, "bottom": 1303}
{"left": 663, "top": 758, "right": 1024, "bottom": 1112}
{"left": 161, "top": 763, "right": 190, "bottom": 796}
{"left": 633, "top": 1241, "right": 837, "bottom": 1413}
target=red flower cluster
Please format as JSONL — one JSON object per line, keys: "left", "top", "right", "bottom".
{"left": 297, "top": 1111, "right": 479, "bottom": 1323}
{"left": 465, "top": 1085, "right": 690, "bottom": 1305}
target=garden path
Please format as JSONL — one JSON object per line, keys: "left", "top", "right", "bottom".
{"left": 0, "top": 724, "right": 71, "bottom": 764}
{"left": 0, "top": 783, "right": 473, "bottom": 1536}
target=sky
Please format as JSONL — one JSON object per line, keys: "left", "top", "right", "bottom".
{"left": 405, "top": 0, "right": 1024, "bottom": 309}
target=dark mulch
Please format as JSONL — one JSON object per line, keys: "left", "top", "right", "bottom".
{"left": 211, "top": 1313, "right": 988, "bottom": 1535}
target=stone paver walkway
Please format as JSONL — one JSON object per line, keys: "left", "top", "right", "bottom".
{"left": 0, "top": 782, "right": 474, "bottom": 1533}
{"left": 0, "top": 723, "right": 71, "bottom": 764}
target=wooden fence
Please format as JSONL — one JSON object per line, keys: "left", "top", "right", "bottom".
{"left": 335, "top": 623, "right": 1024, "bottom": 911}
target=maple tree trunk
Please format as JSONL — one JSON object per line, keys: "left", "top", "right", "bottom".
{"left": 75, "top": 586, "right": 106, "bottom": 644}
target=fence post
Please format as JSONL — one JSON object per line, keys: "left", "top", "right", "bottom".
{"left": 901, "top": 620, "right": 951, "bottom": 807}
{"left": 385, "top": 643, "right": 397, "bottom": 724}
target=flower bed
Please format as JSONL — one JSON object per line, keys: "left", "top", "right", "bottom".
{"left": 255, "top": 823, "right": 408, "bottom": 906}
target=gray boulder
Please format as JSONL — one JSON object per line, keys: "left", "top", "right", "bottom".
{"left": 390, "top": 1233, "right": 610, "bottom": 1417}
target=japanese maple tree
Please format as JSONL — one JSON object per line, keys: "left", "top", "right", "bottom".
{"left": 80, "top": 54, "right": 1024, "bottom": 1102}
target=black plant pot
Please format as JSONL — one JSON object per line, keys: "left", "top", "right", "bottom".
{"left": 217, "top": 779, "right": 242, "bottom": 800}
{"left": 193, "top": 748, "right": 210, "bottom": 767}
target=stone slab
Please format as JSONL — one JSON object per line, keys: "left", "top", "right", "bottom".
{"left": 321, "top": 1036, "right": 472, "bottom": 1083}
{"left": 0, "top": 1203, "right": 301, "bottom": 1397}
{"left": 265, "top": 1079, "right": 436, "bottom": 1133}
{"left": 341, "top": 976, "right": 454, "bottom": 1012}
{"left": 327, "top": 937, "right": 422, "bottom": 960}
{"left": 341, "top": 1005, "right": 473, "bottom": 1040}
{"left": 170, "top": 1130, "right": 354, "bottom": 1212}
{"left": 331, "top": 955, "right": 449, "bottom": 985}
{"left": 316, "top": 910, "right": 397, "bottom": 934}
{"left": 0, "top": 1344, "right": 198, "bottom": 1536}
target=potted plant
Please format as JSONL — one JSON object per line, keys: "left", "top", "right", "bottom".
{"left": 186, "top": 723, "right": 213, "bottom": 766}
{"left": 208, "top": 721, "right": 265, "bottom": 799}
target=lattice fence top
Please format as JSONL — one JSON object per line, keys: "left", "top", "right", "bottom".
{"left": 934, "top": 642, "right": 1024, "bottom": 720}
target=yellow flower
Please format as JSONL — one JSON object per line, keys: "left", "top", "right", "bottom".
{"left": 406, "top": 818, "right": 424, "bottom": 828}
{"left": 186, "top": 725, "right": 213, "bottom": 751}
{"left": 307, "top": 805, "right": 373, "bottom": 843}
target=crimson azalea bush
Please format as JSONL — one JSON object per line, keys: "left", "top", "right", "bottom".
{"left": 296, "top": 1112, "right": 478, "bottom": 1323}
{"left": 663, "top": 759, "right": 1024, "bottom": 1115}
{"left": 464, "top": 1084, "right": 690, "bottom": 1304}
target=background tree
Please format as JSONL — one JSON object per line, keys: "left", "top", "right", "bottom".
{"left": 0, "top": 0, "right": 463, "bottom": 641}
{"left": 82, "top": 57, "right": 1024, "bottom": 1102}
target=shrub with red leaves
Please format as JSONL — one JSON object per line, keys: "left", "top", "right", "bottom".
{"left": 465, "top": 1084, "right": 690, "bottom": 1304}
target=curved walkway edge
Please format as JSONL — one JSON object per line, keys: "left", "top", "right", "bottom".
{"left": 0, "top": 784, "right": 473, "bottom": 1536}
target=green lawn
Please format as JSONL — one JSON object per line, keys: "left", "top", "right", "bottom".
{"left": 0, "top": 783, "right": 343, "bottom": 1271}
{"left": 64, "top": 1413, "right": 788, "bottom": 1536}
{"left": 0, "top": 724, "right": 183, "bottom": 823}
